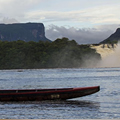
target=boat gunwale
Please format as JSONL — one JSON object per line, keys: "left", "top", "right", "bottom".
{"left": 0, "top": 86, "right": 100, "bottom": 96}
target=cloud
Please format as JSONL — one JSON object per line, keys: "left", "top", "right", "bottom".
{"left": 0, "top": 0, "right": 44, "bottom": 21}
{"left": 0, "top": 0, "right": 120, "bottom": 25}
{"left": 0, "top": 17, "right": 18, "bottom": 24}
{"left": 24, "top": 4, "right": 120, "bottom": 25}
{"left": 46, "top": 24, "right": 119, "bottom": 44}
{"left": 0, "top": 0, "right": 119, "bottom": 44}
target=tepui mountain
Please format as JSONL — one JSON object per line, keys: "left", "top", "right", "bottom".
{"left": 0, "top": 23, "right": 50, "bottom": 42}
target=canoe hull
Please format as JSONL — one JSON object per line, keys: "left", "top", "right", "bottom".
{"left": 0, "top": 86, "right": 100, "bottom": 101}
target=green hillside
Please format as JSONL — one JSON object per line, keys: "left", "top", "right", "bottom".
{"left": 0, "top": 38, "right": 101, "bottom": 69}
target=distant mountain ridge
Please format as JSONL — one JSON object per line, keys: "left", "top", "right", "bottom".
{"left": 0, "top": 23, "right": 50, "bottom": 42}
{"left": 100, "top": 28, "right": 120, "bottom": 43}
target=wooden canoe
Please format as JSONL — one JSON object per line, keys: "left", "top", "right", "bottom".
{"left": 0, "top": 86, "right": 100, "bottom": 101}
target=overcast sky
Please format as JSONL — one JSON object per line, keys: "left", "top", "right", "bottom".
{"left": 0, "top": 0, "right": 120, "bottom": 44}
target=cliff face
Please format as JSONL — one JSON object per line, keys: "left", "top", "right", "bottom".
{"left": 0, "top": 23, "right": 50, "bottom": 42}
{"left": 91, "top": 44, "right": 117, "bottom": 58}
{"left": 100, "top": 28, "right": 120, "bottom": 43}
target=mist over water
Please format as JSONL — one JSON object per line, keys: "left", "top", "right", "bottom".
{"left": 98, "top": 43, "right": 120, "bottom": 68}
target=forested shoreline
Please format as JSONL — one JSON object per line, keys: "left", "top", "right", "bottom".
{"left": 0, "top": 37, "right": 101, "bottom": 69}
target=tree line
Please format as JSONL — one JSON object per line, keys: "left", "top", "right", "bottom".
{"left": 0, "top": 37, "right": 101, "bottom": 69}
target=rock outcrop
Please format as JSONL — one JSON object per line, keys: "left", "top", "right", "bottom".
{"left": 91, "top": 44, "right": 117, "bottom": 58}
{"left": 100, "top": 28, "right": 120, "bottom": 43}
{"left": 0, "top": 23, "right": 50, "bottom": 42}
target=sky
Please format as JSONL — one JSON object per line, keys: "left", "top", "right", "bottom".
{"left": 0, "top": 0, "right": 120, "bottom": 44}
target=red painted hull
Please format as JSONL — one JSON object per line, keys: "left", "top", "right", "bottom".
{"left": 0, "top": 86, "right": 100, "bottom": 101}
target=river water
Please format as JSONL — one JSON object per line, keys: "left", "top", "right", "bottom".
{"left": 0, "top": 68, "right": 120, "bottom": 119}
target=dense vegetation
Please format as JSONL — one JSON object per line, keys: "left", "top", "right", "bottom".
{"left": 0, "top": 38, "right": 101, "bottom": 69}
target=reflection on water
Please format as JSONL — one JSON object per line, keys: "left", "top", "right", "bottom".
{"left": 0, "top": 100, "right": 100, "bottom": 108}
{"left": 0, "top": 100, "right": 100, "bottom": 119}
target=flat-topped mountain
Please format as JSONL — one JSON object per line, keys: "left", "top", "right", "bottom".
{"left": 100, "top": 28, "right": 120, "bottom": 43}
{"left": 0, "top": 23, "right": 50, "bottom": 42}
